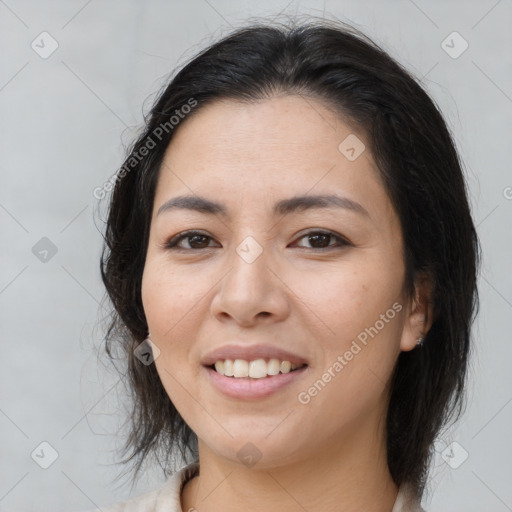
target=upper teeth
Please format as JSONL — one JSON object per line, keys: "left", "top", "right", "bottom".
{"left": 214, "top": 359, "right": 301, "bottom": 378}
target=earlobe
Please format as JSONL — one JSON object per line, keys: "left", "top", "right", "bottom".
{"left": 400, "top": 274, "right": 434, "bottom": 352}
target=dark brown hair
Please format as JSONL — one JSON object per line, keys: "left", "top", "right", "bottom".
{"left": 99, "top": 18, "right": 479, "bottom": 500}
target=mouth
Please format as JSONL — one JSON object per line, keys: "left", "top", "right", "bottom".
{"left": 206, "top": 358, "right": 308, "bottom": 379}
{"left": 203, "top": 359, "right": 309, "bottom": 400}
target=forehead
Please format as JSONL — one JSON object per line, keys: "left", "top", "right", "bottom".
{"left": 166, "top": 95, "right": 367, "bottom": 161}
{"left": 154, "top": 95, "right": 392, "bottom": 222}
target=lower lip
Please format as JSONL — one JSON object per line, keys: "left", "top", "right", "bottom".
{"left": 204, "top": 365, "right": 308, "bottom": 400}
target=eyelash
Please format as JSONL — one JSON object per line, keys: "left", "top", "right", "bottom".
{"left": 164, "top": 229, "right": 351, "bottom": 252}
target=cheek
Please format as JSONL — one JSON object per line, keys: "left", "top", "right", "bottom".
{"left": 142, "top": 259, "right": 204, "bottom": 333}
{"left": 141, "top": 259, "right": 212, "bottom": 390}
{"left": 291, "top": 257, "right": 405, "bottom": 399}
{"left": 141, "top": 263, "right": 199, "bottom": 410}
{"left": 291, "top": 260, "right": 402, "bottom": 338}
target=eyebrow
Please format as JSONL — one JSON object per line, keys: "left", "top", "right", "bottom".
{"left": 156, "top": 193, "right": 369, "bottom": 218}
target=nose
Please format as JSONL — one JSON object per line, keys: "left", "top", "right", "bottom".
{"left": 210, "top": 239, "right": 290, "bottom": 327}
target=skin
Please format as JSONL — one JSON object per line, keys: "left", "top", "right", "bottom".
{"left": 141, "top": 95, "right": 432, "bottom": 512}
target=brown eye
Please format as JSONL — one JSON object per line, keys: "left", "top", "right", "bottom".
{"left": 294, "top": 230, "right": 351, "bottom": 250}
{"left": 165, "top": 231, "right": 218, "bottom": 250}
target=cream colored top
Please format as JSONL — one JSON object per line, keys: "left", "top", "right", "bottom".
{"left": 86, "top": 462, "right": 425, "bottom": 512}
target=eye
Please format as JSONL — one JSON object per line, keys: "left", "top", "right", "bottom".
{"left": 293, "top": 230, "right": 351, "bottom": 250}
{"left": 163, "top": 229, "right": 351, "bottom": 252}
{"left": 164, "top": 230, "right": 219, "bottom": 251}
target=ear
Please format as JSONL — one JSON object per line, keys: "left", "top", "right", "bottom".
{"left": 400, "top": 272, "right": 434, "bottom": 352}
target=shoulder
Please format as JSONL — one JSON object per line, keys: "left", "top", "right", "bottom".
{"left": 392, "top": 483, "right": 426, "bottom": 512}
{"left": 81, "top": 462, "right": 199, "bottom": 512}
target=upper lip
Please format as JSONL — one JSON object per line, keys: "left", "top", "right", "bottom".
{"left": 201, "top": 344, "right": 308, "bottom": 367}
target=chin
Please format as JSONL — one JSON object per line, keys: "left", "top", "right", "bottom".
{"left": 199, "top": 430, "right": 307, "bottom": 470}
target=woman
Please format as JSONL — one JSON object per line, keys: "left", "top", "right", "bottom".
{"left": 95, "top": 18, "right": 479, "bottom": 512}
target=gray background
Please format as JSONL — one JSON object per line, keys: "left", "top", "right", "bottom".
{"left": 1, "top": 1, "right": 511, "bottom": 511}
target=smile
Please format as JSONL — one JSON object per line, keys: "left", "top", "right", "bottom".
{"left": 212, "top": 358, "right": 305, "bottom": 378}
{"left": 204, "top": 360, "right": 308, "bottom": 400}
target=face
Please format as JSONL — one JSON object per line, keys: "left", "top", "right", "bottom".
{"left": 141, "top": 95, "right": 420, "bottom": 468}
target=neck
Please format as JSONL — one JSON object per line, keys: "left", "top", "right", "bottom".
{"left": 181, "top": 419, "right": 398, "bottom": 512}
